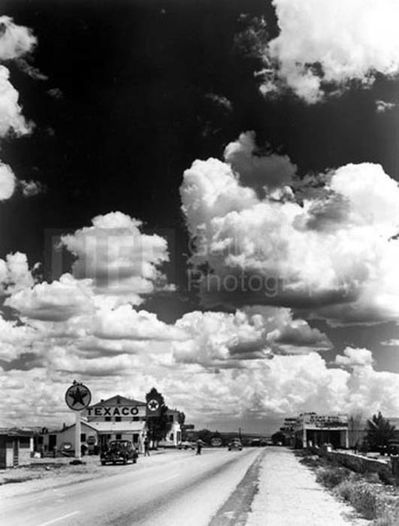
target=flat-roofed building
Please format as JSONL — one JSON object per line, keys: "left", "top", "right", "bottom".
{"left": 294, "top": 412, "right": 349, "bottom": 449}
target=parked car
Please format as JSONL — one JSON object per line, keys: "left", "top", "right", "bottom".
{"left": 228, "top": 439, "right": 243, "bottom": 451}
{"left": 101, "top": 440, "right": 138, "bottom": 465}
{"left": 177, "top": 440, "right": 196, "bottom": 450}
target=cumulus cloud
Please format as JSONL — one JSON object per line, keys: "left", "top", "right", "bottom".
{"left": 4, "top": 350, "right": 399, "bottom": 429}
{"left": 0, "top": 315, "right": 37, "bottom": 361}
{"left": 376, "top": 100, "right": 396, "bottom": 113}
{"left": 0, "top": 16, "right": 36, "bottom": 60}
{"left": 6, "top": 273, "right": 95, "bottom": 322}
{"left": 173, "top": 307, "right": 331, "bottom": 367}
{"left": 61, "top": 212, "right": 171, "bottom": 305}
{"left": 181, "top": 136, "right": 399, "bottom": 324}
{"left": 0, "top": 161, "right": 15, "bottom": 200}
{"left": 93, "top": 304, "right": 186, "bottom": 342}
{"left": 20, "top": 179, "right": 45, "bottom": 197}
{"left": 260, "top": 0, "right": 399, "bottom": 103}
{"left": 335, "top": 347, "right": 374, "bottom": 368}
{"left": 0, "top": 65, "right": 32, "bottom": 137}
{"left": 224, "top": 131, "right": 296, "bottom": 195}
{"left": 0, "top": 252, "right": 35, "bottom": 295}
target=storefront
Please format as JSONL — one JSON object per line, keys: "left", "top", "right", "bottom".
{"left": 83, "top": 395, "right": 147, "bottom": 452}
{"left": 294, "top": 412, "right": 349, "bottom": 449}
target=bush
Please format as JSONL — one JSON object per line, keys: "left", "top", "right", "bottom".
{"left": 335, "top": 480, "right": 380, "bottom": 520}
{"left": 316, "top": 467, "right": 351, "bottom": 489}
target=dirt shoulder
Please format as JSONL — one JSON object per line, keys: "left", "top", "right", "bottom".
{"left": 245, "top": 447, "right": 368, "bottom": 526}
{"left": 0, "top": 450, "right": 169, "bottom": 498}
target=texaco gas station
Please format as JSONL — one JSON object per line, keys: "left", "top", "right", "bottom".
{"left": 83, "top": 395, "right": 148, "bottom": 452}
{"left": 39, "top": 383, "right": 182, "bottom": 458}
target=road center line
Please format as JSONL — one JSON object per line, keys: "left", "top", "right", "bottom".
{"left": 36, "top": 510, "right": 80, "bottom": 526}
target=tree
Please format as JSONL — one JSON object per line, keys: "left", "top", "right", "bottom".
{"left": 198, "top": 429, "right": 213, "bottom": 444}
{"left": 366, "top": 412, "right": 396, "bottom": 450}
{"left": 145, "top": 388, "right": 169, "bottom": 446}
{"left": 177, "top": 411, "right": 185, "bottom": 427}
{"left": 271, "top": 431, "right": 285, "bottom": 445}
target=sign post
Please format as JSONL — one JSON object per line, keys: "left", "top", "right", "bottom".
{"left": 75, "top": 411, "right": 81, "bottom": 461}
{"left": 65, "top": 381, "right": 92, "bottom": 463}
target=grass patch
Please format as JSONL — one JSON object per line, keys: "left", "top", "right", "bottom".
{"left": 316, "top": 466, "right": 351, "bottom": 489}
{"left": 308, "top": 462, "right": 399, "bottom": 524}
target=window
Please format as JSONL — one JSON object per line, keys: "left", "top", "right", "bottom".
{"left": 116, "top": 434, "right": 122, "bottom": 439}
{"left": 105, "top": 417, "right": 111, "bottom": 422}
{"left": 80, "top": 433, "right": 86, "bottom": 442}
{"left": 169, "top": 433, "right": 174, "bottom": 441}
{"left": 133, "top": 417, "right": 139, "bottom": 421}
{"left": 115, "top": 417, "right": 121, "bottom": 422}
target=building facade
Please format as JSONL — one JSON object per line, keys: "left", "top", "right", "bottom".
{"left": 294, "top": 412, "right": 349, "bottom": 449}
{"left": 37, "top": 394, "right": 183, "bottom": 455}
{"left": 83, "top": 395, "right": 147, "bottom": 452}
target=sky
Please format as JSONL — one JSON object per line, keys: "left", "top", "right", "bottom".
{"left": 1, "top": 0, "right": 399, "bottom": 434}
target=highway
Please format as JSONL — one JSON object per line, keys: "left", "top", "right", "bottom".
{"left": 0, "top": 449, "right": 265, "bottom": 526}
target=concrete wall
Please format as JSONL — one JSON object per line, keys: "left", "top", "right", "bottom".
{"left": 320, "top": 448, "right": 392, "bottom": 480}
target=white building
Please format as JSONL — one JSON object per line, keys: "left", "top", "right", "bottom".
{"left": 294, "top": 412, "right": 349, "bottom": 449}
{"left": 83, "top": 395, "right": 147, "bottom": 452}
{"left": 39, "top": 394, "right": 182, "bottom": 455}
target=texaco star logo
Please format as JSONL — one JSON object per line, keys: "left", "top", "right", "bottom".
{"left": 147, "top": 399, "right": 160, "bottom": 412}
{"left": 65, "top": 383, "right": 92, "bottom": 411}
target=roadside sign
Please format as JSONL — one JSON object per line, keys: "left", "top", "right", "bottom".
{"left": 65, "top": 382, "right": 92, "bottom": 411}
{"left": 146, "top": 393, "right": 162, "bottom": 417}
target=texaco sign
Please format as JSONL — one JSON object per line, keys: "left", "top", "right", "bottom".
{"left": 65, "top": 382, "right": 92, "bottom": 411}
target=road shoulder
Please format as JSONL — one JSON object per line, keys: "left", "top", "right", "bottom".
{"left": 245, "top": 447, "right": 369, "bottom": 526}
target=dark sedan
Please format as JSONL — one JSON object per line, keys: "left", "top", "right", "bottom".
{"left": 101, "top": 440, "right": 138, "bottom": 465}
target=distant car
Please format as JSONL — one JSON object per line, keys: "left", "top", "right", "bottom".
{"left": 388, "top": 442, "right": 399, "bottom": 456}
{"left": 250, "top": 439, "right": 261, "bottom": 447}
{"left": 228, "top": 439, "right": 243, "bottom": 451}
{"left": 101, "top": 440, "right": 138, "bottom": 465}
{"left": 178, "top": 440, "right": 196, "bottom": 450}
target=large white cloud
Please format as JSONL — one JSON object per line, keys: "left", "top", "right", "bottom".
{"left": 6, "top": 273, "right": 95, "bottom": 322}
{"left": 0, "top": 65, "right": 32, "bottom": 137}
{"left": 173, "top": 307, "right": 331, "bottom": 367}
{"left": 335, "top": 347, "right": 374, "bottom": 368}
{"left": 0, "top": 252, "right": 35, "bottom": 295}
{"left": 224, "top": 132, "right": 296, "bottom": 195}
{"left": 261, "top": 0, "right": 399, "bottom": 103}
{"left": 61, "top": 212, "right": 171, "bottom": 305}
{"left": 181, "top": 135, "right": 399, "bottom": 324}
{"left": 93, "top": 304, "right": 186, "bottom": 342}
{"left": 3, "top": 350, "right": 399, "bottom": 429}
{"left": 0, "top": 161, "right": 15, "bottom": 200}
{"left": 0, "top": 16, "right": 36, "bottom": 61}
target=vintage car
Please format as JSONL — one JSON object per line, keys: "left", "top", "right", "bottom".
{"left": 228, "top": 439, "right": 243, "bottom": 451}
{"left": 101, "top": 440, "right": 138, "bottom": 465}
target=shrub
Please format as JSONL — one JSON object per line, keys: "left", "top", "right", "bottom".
{"left": 316, "top": 467, "right": 351, "bottom": 489}
{"left": 335, "top": 480, "right": 380, "bottom": 520}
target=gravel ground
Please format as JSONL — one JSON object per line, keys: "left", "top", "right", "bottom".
{"left": 245, "top": 448, "right": 370, "bottom": 526}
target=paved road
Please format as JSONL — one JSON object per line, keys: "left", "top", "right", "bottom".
{"left": 0, "top": 449, "right": 264, "bottom": 526}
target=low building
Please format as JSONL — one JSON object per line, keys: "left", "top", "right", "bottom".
{"left": 294, "top": 412, "right": 349, "bottom": 449}
{"left": 36, "top": 394, "right": 183, "bottom": 455}
{"left": 159, "top": 409, "right": 182, "bottom": 447}
{"left": 83, "top": 395, "right": 147, "bottom": 452}
{"left": 0, "top": 428, "right": 34, "bottom": 468}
